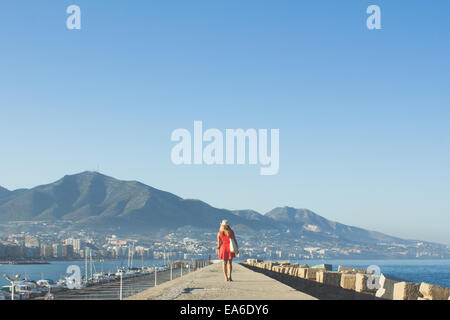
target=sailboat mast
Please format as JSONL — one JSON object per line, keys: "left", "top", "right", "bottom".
{"left": 90, "top": 251, "right": 93, "bottom": 281}
{"left": 130, "top": 243, "right": 134, "bottom": 269}
{"left": 127, "top": 246, "right": 130, "bottom": 268}
{"left": 85, "top": 251, "right": 88, "bottom": 283}
{"left": 128, "top": 248, "right": 129, "bottom": 268}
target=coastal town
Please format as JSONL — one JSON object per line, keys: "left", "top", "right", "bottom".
{"left": 1, "top": 221, "right": 449, "bottom": 263}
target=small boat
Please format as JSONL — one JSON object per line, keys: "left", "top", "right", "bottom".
{"left": 36, "top": 279, "right": 65, "bottom": 292}
{"left": 1, "top": 280, "right": 45, "bottom": 299}
{"left": 92, "top": 272, "right": 114, "bottom": 283}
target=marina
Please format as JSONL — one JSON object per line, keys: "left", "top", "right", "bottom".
{"left": 53, "top": 266, "right": 183, "bottom": 300}
{"left": 0, "top": 258, "right": 210, "bottom": 300}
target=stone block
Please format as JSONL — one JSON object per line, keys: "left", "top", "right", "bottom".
{"left": 316, "top": 271, "right": 342, "bottom": 286}
{"left": 340, "top": 273, "right": 356, "bottom": 290}
{"left": 393, "top": 282, "right": 420, "bottom": 300}
{"left": 355, "top": 273, "right": 377, "bottom": 294}
{"left": 375, "top": 274, "right": 398, "bottom": 300}
{"left": 306, "top": 268, "right": 320, "bottom": 280}
{"left": 246, "top": 259, "right": 261, "bottom": 264}
{"left": 297, "top": 268, "right": 308, "bottom": 279}
{"left": 316, "top": 272, "right": 323, "bottom": 282}
{"left": 289, "top": 267, "right": 296, "bottom": 276}
{"left": 419, "top": 282, "right": 450, "bottom": 300}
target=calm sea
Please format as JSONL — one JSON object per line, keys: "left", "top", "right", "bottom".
{"left": 0, "top": 259, "right": 165, "bottom": 287}
{"left": 290, "top": 259, "right": 450, "bottom": 288}
{"left": 1, "top": 259, "right": 449, "bottom": 288}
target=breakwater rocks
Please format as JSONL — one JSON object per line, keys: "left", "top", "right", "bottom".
{"left": 243, "top": 259, "right": 450, "bottom": 300}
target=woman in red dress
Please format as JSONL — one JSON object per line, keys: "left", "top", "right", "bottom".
{"left": 217, "top": 220, "right": 238, "bottom": 281}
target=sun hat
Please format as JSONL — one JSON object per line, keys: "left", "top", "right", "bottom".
{"left": 220, "top": 220, "right": 228, "bottom": 226}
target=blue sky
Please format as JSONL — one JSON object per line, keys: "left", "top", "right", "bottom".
{"left": 0, "top": 1, "right": 449, "bottom": 244}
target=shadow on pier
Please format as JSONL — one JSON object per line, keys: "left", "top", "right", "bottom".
{"left": 242, "top": 264, "right": 381, "bottom": 300}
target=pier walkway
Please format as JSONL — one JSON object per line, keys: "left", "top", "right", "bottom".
{"left": 128, "top": 262, "right": 317, "bottom": 300}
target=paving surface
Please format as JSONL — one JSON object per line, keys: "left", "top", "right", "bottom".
{"left": 128, "top": 263, "right": 317, "bottom": 300}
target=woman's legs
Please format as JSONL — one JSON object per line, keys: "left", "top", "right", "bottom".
{"left": 227, "top": 260, "right": 233, "bottom": 281}
{"left": 222, "top": 260, "right": 229, "bottom": 281}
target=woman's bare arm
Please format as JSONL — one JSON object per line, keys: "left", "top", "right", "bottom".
{"left": 217, "top": 232, "right": 222, "bottom": 249}
{"left": 230, "top": 229, "right": 238, "bottom": 246}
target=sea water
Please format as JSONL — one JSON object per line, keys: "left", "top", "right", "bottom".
{"left": 0, "top": 259, "right": 165, "bottom": 287}
{"left": 290, "top": 259, "right": 450, "bottom": 287}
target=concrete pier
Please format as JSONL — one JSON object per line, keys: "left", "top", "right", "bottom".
{"left": 243, "top": 260, "right": 450, "bottom": 300}
{"left": 128, "top": 262, "right": 317, "bottom": 300}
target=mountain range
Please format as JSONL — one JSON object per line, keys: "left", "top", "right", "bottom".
{"left": 0, "top": 172, "right": 424, "bottom": 245}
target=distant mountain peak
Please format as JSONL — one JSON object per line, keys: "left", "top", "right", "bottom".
{"left": 0, "top": 186, "right": 16, "bottom": 205}
{"left": 64, "top": 171, "right": 109, "bottom": 180}
{"left": 0, "top": 172, "right": 270, "bottom": 233}
{"left": 0, "top": 186, "right": 10, "bottom": 193}
{"left": 272, "top": 206, "right": 316, "bottom": 212}
{"left": 265, "top": 206, "right": 320, "bottom": 219}
{"left": 0, "top": 172, "right": 419, "bottom": 246}
{"left": 0, "top": 186, "right": 11, "bottom": 199}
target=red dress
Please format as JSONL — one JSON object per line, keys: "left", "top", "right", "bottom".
{"left": 218, "top": 231, "right": 235, "bottom": 260}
